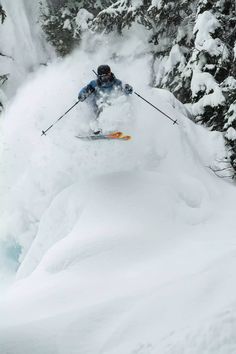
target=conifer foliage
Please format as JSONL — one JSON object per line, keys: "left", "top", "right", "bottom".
{"left": 40, "top": 0, "right": 236, "bottom": 176}
{"left": 40, "top": 0, "right": 108, "bottom": 56}
{"left": 93, "top": 0, "right": 145, "bottom": 33}
{"left": 40, "top": 1, "right": 81, "bottom": 56}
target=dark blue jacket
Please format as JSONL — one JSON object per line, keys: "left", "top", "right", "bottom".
{"left": 78, "top": 74, "right": 132, "bottom": 102}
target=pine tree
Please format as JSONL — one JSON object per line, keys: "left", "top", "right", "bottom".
{"left": 147, "top": 0, "right": 196, "bottom": 102}
{"left": 92, "top": 0, "right": 147, "bottom": 34}
{"left": 40, "top": 0, "right": 111, "bottom": 56}
{"left": 148, "top": 0, "right": 236, "bottom": 175}
{"left": 40, "top": 1, "right": 80, "bottom": 56}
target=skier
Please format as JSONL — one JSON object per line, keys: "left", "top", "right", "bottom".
{"left": 41, "top": 63, "right": 177, "bottom": 137}
{"left": 78, "top": 64, "right": 133, "bottom": 134}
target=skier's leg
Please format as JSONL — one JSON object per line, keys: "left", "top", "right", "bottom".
{"left": 89, "top": 103, "right": 101, "bottom": 135}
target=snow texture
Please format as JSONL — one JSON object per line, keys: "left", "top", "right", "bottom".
{"left": 194, "top": 11, "right": 222, "bottom": 56}
{"left": 0, "top": 10, "right": 236, "bottom": 354}
{"left": 75, "top": 9, "right": 94, "bottom": 32}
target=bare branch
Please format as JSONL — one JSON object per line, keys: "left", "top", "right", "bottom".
{"left": 0, "top": 5, "right": 6, "bottom": 24}
{"left": 207, "top": 166, "right": 234, "bottom": 179}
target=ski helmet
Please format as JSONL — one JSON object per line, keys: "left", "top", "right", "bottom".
{"left": 97, "top": 65, "right": 111, "bottom": 76}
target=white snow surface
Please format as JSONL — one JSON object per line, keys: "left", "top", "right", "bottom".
{"left": 1, "top": 26, "right": 236, "bottom": 354}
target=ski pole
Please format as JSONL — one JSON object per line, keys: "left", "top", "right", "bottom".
{"left": 134, "top": 91, "right": 178, "bottom": 125}
{"left": 41, "top": 101, "right": 80, "bottom": 136}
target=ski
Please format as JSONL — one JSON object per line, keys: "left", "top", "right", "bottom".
{"left": 75, "top": 131, "right": 131, "bottom": 141}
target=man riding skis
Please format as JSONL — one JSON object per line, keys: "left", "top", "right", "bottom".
{"left": 78, "top": 65, "right": 133, "bottom": 134}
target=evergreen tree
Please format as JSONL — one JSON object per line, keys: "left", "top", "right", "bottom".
{"left": 149, "top": 0, "right": 236, "bottom": 175}
{"left": 40, "top": 0, "right": 110, "bottom": 56}
{"left": 92, "top": 0, "right": 147, "bottom": 34}
{"left": 40, "top": 1, "right": 80, "bottom": 56}
{"left": 147, "top": 0, "right": 196, "bottom": 102}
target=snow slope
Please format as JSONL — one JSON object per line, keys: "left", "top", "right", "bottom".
{"left": 1, "top": 28, "right": 236, "bottom": 354}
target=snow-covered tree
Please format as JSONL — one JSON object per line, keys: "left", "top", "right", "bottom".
{"left": 188, "top": 0, "right": 236, "bottom": 174}
{"left": 148, "top": 0, "right": 196, "bottom": 102}
{"left": 40, "top": 1, "right": 80, "bottom": 56}
{"left": 40, "top": 0, "right": 109, "bottom": 56}
{"left": 149, "top": 0, "right": 236, "bottom": 175}
{"left": 92, "top": 0, "right": 146, "bottom": 34}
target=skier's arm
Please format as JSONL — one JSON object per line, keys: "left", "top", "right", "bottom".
{"left": 114, "top": 78, "right": 133, "bottom": 95}
{"left": 78, "top": 81, "right": 96, "bottom": 101}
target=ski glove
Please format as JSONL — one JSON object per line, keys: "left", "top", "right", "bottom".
{"left": 124, "top": 84, "right": 133, "bottom": 95}
{"left": 78, "top": 93, "right": 87, "bottom": 102}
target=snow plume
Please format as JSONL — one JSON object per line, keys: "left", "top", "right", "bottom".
{"left": 0, "top": 25, "right": 152, "bottom": 276}
{"left": 75, "top": 9, "right": 94, "bottom": 32}
{"left": 1, "top": 26, "right": 236, "bottom": 354}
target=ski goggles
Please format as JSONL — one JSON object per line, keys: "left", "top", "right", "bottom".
{"left": 98, "top": 72, "right": 112, "bottom": 82}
